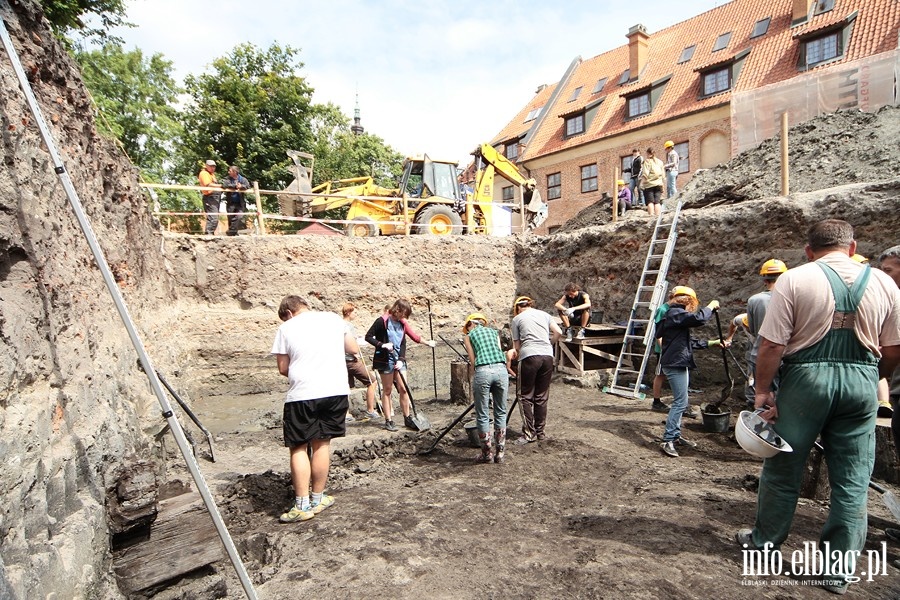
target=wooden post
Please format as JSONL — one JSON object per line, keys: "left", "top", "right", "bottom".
{"left": 612, "top": 167, "right": 619, "bottom": 223}
{"left": 780, "top": 112, "right": 789, "bottom": 196}
{"left": 253, "top": 181, "right": 265, "bottom": 235}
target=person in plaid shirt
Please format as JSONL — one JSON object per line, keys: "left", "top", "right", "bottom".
{"left": 463, "top": 313, "right": 509, "bottom": 463}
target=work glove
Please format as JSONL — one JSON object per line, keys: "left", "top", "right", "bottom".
{"left": 565, "top": 308, "right": 575, "bottom": 317}
{"left": 394, "top": 361, "right": 404, "bottom": 371}
{"left": 707, "top": 300, "right": 720, "bottom": 311}
{"left": 381, "top": 342, "right": 394, "bottom": 352}
{"left": 708, "top": 339, "right": 721, "bottom": 347}
{"left": 424, "top": 339, "right": 437, "bottom": 348}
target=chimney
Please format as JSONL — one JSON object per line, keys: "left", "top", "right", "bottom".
{"left": 627, "top": 24, "right": 649, "bottom": 79}
{"left": 792, "top": 0, "right": 813, "bottom": 25}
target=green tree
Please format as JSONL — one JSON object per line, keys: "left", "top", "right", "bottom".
{"left": 40, "top": 0, "right": 129, "bottom": 42}
{"left": 308, "top": 103, "right": 404, "bottom": 187}
{"left": 75, "top": 42, "right": 183, "bottom": 181}
{"left": 177, "top": 42, "right": 317, "bottom": 198}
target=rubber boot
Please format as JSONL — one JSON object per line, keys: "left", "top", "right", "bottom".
{"left": 477, "top": 431, "right": 494, "bottom": 463}
{"left": 494, "top": 428, "right": 506, "bottom": 463}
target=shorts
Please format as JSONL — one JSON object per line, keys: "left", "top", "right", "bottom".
{"left": 282, "top": 395, "right": 349, "bottom": 447}
{"left": 377, "top": 354, "right": 407, "bottom": 375}
{"left": 346, "top": 359, "right": 374, "bottom": 388}
{"left": 643, "top": 186, "right": 663, "bottom": 204}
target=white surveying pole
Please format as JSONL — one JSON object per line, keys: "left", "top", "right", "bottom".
{"left": 0, "top": 14, "right": 258, "bottom": 600}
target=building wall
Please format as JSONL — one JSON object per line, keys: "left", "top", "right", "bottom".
{"left": 522, "top": 108, "right": 732, "bottom": 234}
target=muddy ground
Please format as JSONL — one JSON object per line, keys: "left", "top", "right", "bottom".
{"left": 154, "top": 304, "right": 900, "bottom": 600}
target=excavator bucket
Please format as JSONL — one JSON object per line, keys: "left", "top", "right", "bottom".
{"left": 524, "top": 188, "right": 548, "bottom": 230}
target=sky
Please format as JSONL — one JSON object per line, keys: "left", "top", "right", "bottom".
{"left": 111, "top": 0, "right": 728, "bottom": 168}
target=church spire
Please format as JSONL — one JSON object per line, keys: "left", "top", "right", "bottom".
{"left": 351, "top": 90, "right": 364, "bottom": 135}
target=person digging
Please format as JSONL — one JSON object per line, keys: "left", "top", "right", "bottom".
{"left": 655, "top": 286, "right": 723, "bottom": 457}
{"left": 462, "top": 313, "right": 509, "bottom": 463}
{"left": 650, "top": 299, "right": 699, "bottom": 419}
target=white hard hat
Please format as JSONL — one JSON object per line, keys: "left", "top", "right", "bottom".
{"left": 735, "top": 410, "right": 793, "bottom": 458}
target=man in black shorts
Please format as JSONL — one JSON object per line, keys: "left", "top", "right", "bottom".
{"left": 271, "top": 295, "right": 359, "bottom": 523}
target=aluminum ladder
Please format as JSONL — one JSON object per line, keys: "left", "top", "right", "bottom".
{"left": 604, "top": 199, "right": 684, "bottom": 398}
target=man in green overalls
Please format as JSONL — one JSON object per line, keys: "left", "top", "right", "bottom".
{"left": 736, "top": 219, "right": 900, "bottom": 594}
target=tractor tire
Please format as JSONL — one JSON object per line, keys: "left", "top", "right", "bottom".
{"left": 345, "top": 216, "right": 379, "bottom": 237}
{"left": 416, "top": 205, "right": 463, "bottom": 235}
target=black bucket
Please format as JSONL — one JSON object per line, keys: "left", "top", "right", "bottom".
{"left": 701, "top": 409, "right": 730, "bottom": 433}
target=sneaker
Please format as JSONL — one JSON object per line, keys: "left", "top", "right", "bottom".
{"left": 345, "top": 413, "right": 356, "bottom": 423}
{"left": 310, "top": 495, "right": 334, "bottom": 515}
{"left": 384, "top": 420, "right": 398, "bottom": 432}
{"left": 878, "top": 399, "right": 894, "bottom": 418}
{"left": 515, "top": 436, "right": 535, "bottom": 445}
{"left": 660, "top": 441, "right": 679, "bottom": 457}
{"left": 683, "top": 407, "right": 698, "bottom": 419}
{"left": 651, "top": 400, "right": 669, "bottom": 412}
{"left": 364, "top": 410, "right": 380, "bottom": 420}
{"left": 576, "top": 328, "right": 585, "bottom": 340}
{"left": 675, "top": 436, "right": 697, "bottom": 448}
{"left": 565, "top": 328, "right": 573, "bottom": 342}
{"left": 404, "top": 415, "right": 416, "bottom": 429}
{"left": 279, "top": 505, "right": 315, "bottom": 523}
{"left": 735, "top": 528, "right": 756, "bottom": 549}
{"left": 817, "top": 579, "right": 850, "bottom": 595}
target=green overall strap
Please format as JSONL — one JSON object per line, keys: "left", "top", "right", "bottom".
{"left": 817, "top": 261, "right": 871, "bottom": 329}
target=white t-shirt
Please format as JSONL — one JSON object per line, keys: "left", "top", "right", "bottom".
{"left": 759, "top": 252, "right": 900, "bottom": 357}
{"left": 271, "top": 311, "right": 351, "bottom": 403}
{"left": 511, "top": 308, "right": 559, "bottom": 360}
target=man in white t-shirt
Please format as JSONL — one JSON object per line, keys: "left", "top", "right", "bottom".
{"left": 736, "top": 220, "right": 900, "bottom": 594}
{"left": 271, "top": 295, "right": 359, "bottom": 523}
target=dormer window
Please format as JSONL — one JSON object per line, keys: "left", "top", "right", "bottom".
{"left": 565, "top": 113, "right": 585, "bottom": 137}
{"left": 505, "top": 142, "right": 518, "bottom": 160}
{"left": 627, "top": 93, "right": 650, "bottom": 117}
{"left": 702, "top": 67, "right": 731, "bottom": 95}
{"left": 712, "top": 32, "right": 732, "bottom": 52}
{"left": 794, "top": 11, "right": 856, "bottom": 71}
{"left": 695, "top": 49, "right": 749, "bottom": 98}
{"left": 803, "top": 31, "right": 840, "bottom": 66}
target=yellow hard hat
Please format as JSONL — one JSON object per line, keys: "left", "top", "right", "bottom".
{"left": 462, "top": 312, "right": 488, "bottom": 332}
{"left": 759, "top": 259, "right": 788, "bottom": 276}
{"left": 851, "top": 253, "right": 868, "bottom": 263}
{"left": 742, "top": 314, "right": 749, "bottom": 327}
{"left": 664, "top": 140, "right": 674, "bottom": 148}
{"left": 616, "top": 179, "right": 625, "bottom": 186}
{"left": 514, "top": 296, "right": 532, "bottom": 306}
{"left": 670, "top": 285, "right": 697, "bottom": 300}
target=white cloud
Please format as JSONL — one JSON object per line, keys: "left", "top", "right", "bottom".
{"left": 113, "top": 0, "right": 725, "bottom": 169}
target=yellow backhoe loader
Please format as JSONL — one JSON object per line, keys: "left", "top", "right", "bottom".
{"left": 279, "top": 144, "right": 547, "bottom": 236}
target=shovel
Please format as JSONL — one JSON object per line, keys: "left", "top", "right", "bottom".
{"left": 710, "top": 309, "right": 734, "bottom": 411}
{"left": 426, "top": 298, "right": 437, "bottom": 399}
{"left": 421, "top": 344, "right": 473, "bottom": 454}
{"left": 396, "top": 367, "right": 431, "bottom": 431}
{"left": 156, "top": 370, "right": 216, "bottom": 462}
{"left": 813, "top": 440, "right": 900, "bottom": 522}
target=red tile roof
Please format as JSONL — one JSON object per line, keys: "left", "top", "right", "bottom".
{"left": 491, "top": 0, "right": 898, "bottom": 162}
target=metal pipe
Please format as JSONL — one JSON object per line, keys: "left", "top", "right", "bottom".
{"left": 0, "top": 17, "right": 256, "bottom": 598}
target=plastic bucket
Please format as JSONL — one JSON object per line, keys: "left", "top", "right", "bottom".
{"left": 701, "top": 409, "right": 730, "bottom": 433}
{"left": 464, "top": 421, "right": 481, "bottom": 447}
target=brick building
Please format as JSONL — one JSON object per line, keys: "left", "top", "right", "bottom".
{"left": 487, "top": 0, "right": 900, "bottom": 233}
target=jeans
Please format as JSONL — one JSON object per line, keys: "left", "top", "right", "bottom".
{"left": 473, "top": 363, "right": 509, "bottom": 434}
{"left": 662, "top": 366, "right": 689, "bottom": 441}
{"left": 226, "top": 195, "right": 245, "bottom": 235}
{"left": 666, "top": 170, "right": 677, "bottom": 198}
{"left": 630, "top": 177, "right": 644, "bottom": 205}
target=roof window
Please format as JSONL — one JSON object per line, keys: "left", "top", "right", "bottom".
{"left": 814, "top": 0, "right": 835, "bottom": 15}
{"left": 591, "top": 77, "right": 608, "bottom": 94}
{"left": 677, "top": 45, "right": 696, "bottom": 64}
{"left": 618, "top": 68, "right": 631, "bottom": 85}
{"left": 524, "top": 107, "right": 542, "bottom": 123}
{"left": 712, "top": 32, "right": 732, "bottom": 52}
{"left": 568, "top": 86, "right": 583, "bottom": 102}
{"left": 751, "top": 17, "right": 770, "bottom": 38}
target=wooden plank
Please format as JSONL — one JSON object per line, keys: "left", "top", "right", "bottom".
{"left": 581, "top": 346, "right": 619, "bottom": 362}
{"left": 112, "top": 491, "right": 224, "bottom": 593}
{"left": 558, "top": 342, "right": 582, "bottom": 373}
{"left": 566, "top": 336, "right": 626, "bottom": 345}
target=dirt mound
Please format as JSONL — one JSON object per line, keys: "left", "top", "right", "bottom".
{"left": 558, "top": 105, "right": 900, "bottom": 232}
